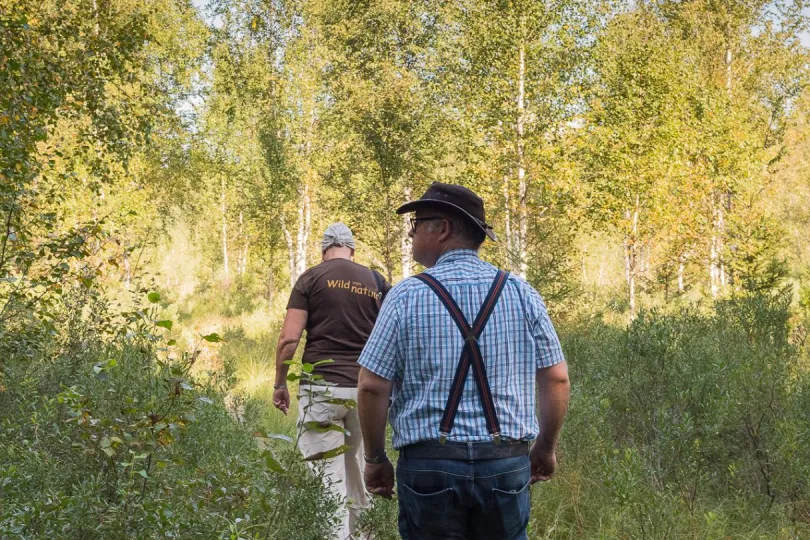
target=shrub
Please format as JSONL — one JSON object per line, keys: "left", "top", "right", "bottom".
{"left": 0, "top": 288, "right": 340, "bottom": 539}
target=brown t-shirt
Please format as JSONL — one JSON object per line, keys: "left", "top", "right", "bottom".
{"left": 287, "top": 258, "right": 392, "bottom": 387}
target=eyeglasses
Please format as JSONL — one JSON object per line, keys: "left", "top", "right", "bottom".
{"left": 409, "top": 216, "right": 443, "bottom": 234}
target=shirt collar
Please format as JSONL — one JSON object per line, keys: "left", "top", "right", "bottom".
{"left": 435, "top": 249, "right": 480, "bottom": 266}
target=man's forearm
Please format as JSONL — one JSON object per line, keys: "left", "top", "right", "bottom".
{"left": 358, "top": 369, "right": 392, "bottom": 458}
{"left": 274, "top": 340, "right": 298, "bottom": 386}
{"left": 536, "top": 365, "right": 570, "bottom": 449}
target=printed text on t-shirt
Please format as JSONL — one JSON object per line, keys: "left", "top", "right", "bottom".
{"left": 326, "top": 279, "right": 382, "bottom": 300}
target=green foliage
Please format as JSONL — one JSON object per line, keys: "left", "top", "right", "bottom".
{"left": 548, "top": 291, "right": 810, "bottom": 537}
{"left": 0, "top": 290, "right": 341, "bottom": 539}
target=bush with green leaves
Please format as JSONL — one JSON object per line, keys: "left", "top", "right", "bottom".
{"left": 546, "top": 289, "right": 810, "bottom": 538}
{"left": 0, "top": 289, "right": 341, "bottom": 539}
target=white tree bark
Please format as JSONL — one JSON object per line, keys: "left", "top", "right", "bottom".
{"left": 295, "top": 183, "right": 311, "bottom": 279}
{"left": 123, "top": 250, "right": 131, "bottom": 290}
{"left": 725, "top": 46, "right": 732, "bottom": 98}
{"left": 221, "top": 177, "right": 229, "bottom": 284}
{"left": 709, "top": 193, "right": 724, "bottom": 298}
{"left": 503, "top": 174, "right": 514, "bottom": 272}
{"left": 281, "top": 216, "right": 296, "bottom": 289}
{"left": 624, "top": 197, "right": 640, "bottom": 321}
{"left": 516, "top": 38, "right": 528, "bottom": 279}
{"left": 401, "top": 185, "right": 412, "bottom": 279}
{"left": 624, "top": 234, "right": 636, "bottom": 322}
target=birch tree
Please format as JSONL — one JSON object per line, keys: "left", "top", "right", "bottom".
{"left": 436, "top": 0, "right": 594, "bottom": 292}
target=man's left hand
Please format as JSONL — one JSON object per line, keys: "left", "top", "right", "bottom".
{"left": 364, "top": 460, "right": 395, "bottom": 498}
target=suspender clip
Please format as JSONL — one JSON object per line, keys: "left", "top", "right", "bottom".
{"left": 492, "top": 432, "right": 502, "bottom": 445}
{"left": 465, "top": 334, "right": 477, "bottom": 343}
{"left": 439, "top": 432, "right": 449, "bottom": 444}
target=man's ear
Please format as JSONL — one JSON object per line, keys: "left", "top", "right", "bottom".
{"left": 437, "top": 218, "right": 453, "bottom": 242}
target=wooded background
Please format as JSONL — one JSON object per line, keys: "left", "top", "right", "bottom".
{"left": 2, "top": 1, "right": 810, "bottom": 538}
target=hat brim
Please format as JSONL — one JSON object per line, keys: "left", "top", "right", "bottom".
{"left": 396, "top": 199, "right": 498, "bottom": 242}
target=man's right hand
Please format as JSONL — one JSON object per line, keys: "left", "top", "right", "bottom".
{"left": 529, "top": 442, "right": 557, "bottom": 484}
{"left": 364, "top": 460, "right": 395, "bottom": 498}
{"left": 273, "top": 387, "right": 290, "bottom": 415}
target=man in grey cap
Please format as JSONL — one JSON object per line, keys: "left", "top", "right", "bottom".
{"left": 273, "top": 222, "right": 391, "bottom": 540}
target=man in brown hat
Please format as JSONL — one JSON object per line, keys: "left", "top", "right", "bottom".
{"left": 355, "top": 183, "right": 570, "bottom": 539}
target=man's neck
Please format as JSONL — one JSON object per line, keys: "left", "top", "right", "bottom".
{"left": 427, "top": 244, "right": 478, "bottom": 267}
{"left": 323, "top": 247, "right": 353, "bottom": 261}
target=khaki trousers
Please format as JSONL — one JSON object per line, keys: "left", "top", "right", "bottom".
{"left": 298, "top": 385, "right": 368, "bottom": 540}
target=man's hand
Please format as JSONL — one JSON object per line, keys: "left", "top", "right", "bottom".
{"left": 529, "top": 442, "right": 557, "bottom": 484}
{"left": 273, "top": 387, "right": 290, "bottom": 415}
{"left": 364, "top": 460, "right": 395, "bottom": 498}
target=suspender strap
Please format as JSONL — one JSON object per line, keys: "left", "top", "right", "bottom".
{"left": 414, "top": 270, "right": 509, "bottom": 443}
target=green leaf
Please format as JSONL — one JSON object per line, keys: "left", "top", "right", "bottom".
{"left": 302, "top": 363, "right": 314, "bottom": 373}
{"left": 147, "top": 292, "right": 161, "bottom": 303}
{"left": 167, "top": 339, "right": 177, "bottom": 346}
{"left": 156, "top": 320, "right": 173, "bottom": 330}
{"left": 138, "top": 469, "right": 148, "bottom": 478}
{"left": 202, "top": 332, "right": 222, "bottom": 343}
{"left": 302, "top": 421, "right": 350, "bottom": 435}
{"left": 312, "top": 359, "right": 335, "bottom": 367}
{"left": 256, "top": 432, "right": 294, "bottom": 443}
{"left": 304, "top": 445, "right": 352, "bottom": 461}
{"left": 262, "top": 450, "right": 285, "bottom": 473}
{"left": 197, "top": 396, "right": 214, "bottom": 405}
{"left": 102, "top": 447, "right": 115, "bottom": 458}
{"left": 323, "top": 398, "right": 357, "bottom": 408}
{"left": 101, "top": 437, "right": 112, "bottom": 448}
{"left": 286, "top": 372, "right": 301, "bottom": 382}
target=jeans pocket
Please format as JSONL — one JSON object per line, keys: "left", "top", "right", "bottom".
{"left": 399, "top": 483, "right": 459, "bottom": 537}
{"left": 490, "top": 479, "right": 531, "bottom": 539}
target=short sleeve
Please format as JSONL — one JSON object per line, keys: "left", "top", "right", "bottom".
{"left": 381, "top": 278, "right": 393, "bottom": 295}
{"left": 286, "top": 272, "right": 310, "bottom": 311}
{"left": 526, "top": 287, "right": 565, "bottom": 369}
{"left": 358, "top": 284, "right": 405, "bottom": 380}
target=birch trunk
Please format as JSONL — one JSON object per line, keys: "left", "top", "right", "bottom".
{"left": 709, "top": 192, "right": 723, "bottom": 298}
{"left": 237, "top": 211, "right": 244, "bottom": 276}
{"left": 725, "top": 45, "right": 732, "bottom": 98}
{"left": 581, "top": 248, "right": 587, "bottom": 284}
{"left": 624, "top": 197, "right": 640, "bottom": 321}
{"left": 516, "top": 37, "right": 528, "bottom": 279}
{"left": 383, "top": 181, "right": 394, "bottom": 283}
{"left": 624, "top": 235, "right": 636, "bottom": 322}
{"left": 281, "top": 217, "right": 296, "bottom": 289}
{"left": 401, "top": 186, "right": 412, "bottom": 279}
{"left": 295, "top": 183, "right": 311, "bottom": 279}
{"left": 123, "top": 250, "right": 131, "bottom": 290}
{"left": 221, "top": 177, "right": 229, "bottom": 285}
{"left": 503, "top": 174, "right": 514, "bottom": 272}
{"left": 241, "top": 242, "right": 249, "bottom": 277}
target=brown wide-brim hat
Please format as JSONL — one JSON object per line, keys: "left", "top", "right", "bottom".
{"left": 396, "top": 182, "right": 498, "bottom": 242}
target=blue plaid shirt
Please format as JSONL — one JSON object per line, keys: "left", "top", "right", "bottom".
{"left": 358, "top": 249, "right": 565, "bottom": 449}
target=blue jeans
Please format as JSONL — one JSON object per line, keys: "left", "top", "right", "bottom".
{"left": 396, "top": 453, "right": 531, "bottom": 539}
